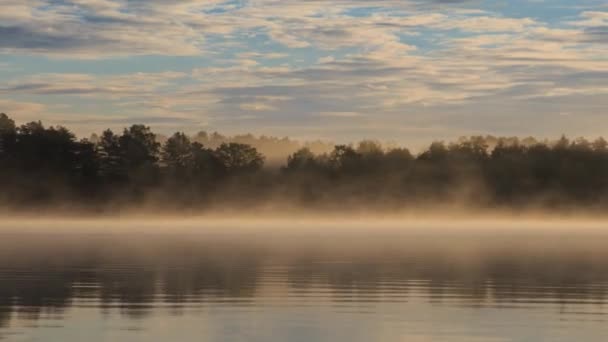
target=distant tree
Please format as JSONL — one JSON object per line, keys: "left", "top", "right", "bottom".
{"left": 571, "top": 137, "right": 591, "bottom": 151}
{"left": 161, "top": 133, "right": 226, "bottom": 185}
{"left": 487, "top": 141, "right": 531, "bottom": 202}
{"left": 521, "top": 136, "right": 538, "bottom": 147}
{"left": 215, "top": 143, "right": 264, "bottom": 174}
{"left": 0, "top": 113, "right": 17, "bottom": 199}
{"left": 191, "top": 142, "right": 224, "bottom": 180}
{"left": 357, "top": 140, "right": 383, "bottom": 156}
{"left": 4, "top": 112, "right": 608, "bottom": 212}
{"left": 8, "top": 122, "right": 99, "bottom": 203}
{"left": 384, "top": 147, "right": 413, "bottom": 170}
{"left": 117, "top": 125, "right": 160, "bottom": 189}
{"left": 554, "top": 135, "right": 570, "bottom": 149}
{"left": 119, "top": 124, "right": 160, "bottom": 168}
{"left": 329, "top": 145, "right": 361, "bottom": 173}
{"left": 456, "top": 136, "right": 489, "bottom": 158}
{"left": 88, "top": 133, "right": 100, "bottom": 145}
{"left": 592, "top": 137, "right": 608, "bottom": 152}
{"left": 97, "top": 129, "right": 126, "bottom": 181}
{"left": 162, "top": 132, "right": 193, "bottom": 171}
{"left": 15, "top": 122, "right": 79, "bottom": 173}
{"left": 72, "top": 138, "right": 100, "bottom": 191}
{"left": 17, "top": 120, "right": 44, "bottom": 135}
{"left": 193, "top": 131, "right": 209, "bottom": 146}
{"left": 285, "top": 148, "right": 317, "bottom": 172}
{"left": 0, "top": 113, "right": 16, "bottom": 156}
{"left": 418, "top": 141, "right": 448, "bottom": 162}
{"left": 0, "top": 113, "right": 15, "bottom": 135}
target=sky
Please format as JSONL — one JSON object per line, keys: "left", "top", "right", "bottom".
{"left": 0, "top": 0, "right": 607, "bottom": 145}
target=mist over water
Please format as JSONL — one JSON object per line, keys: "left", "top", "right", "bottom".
{"left": 0, "top": 219, "right": 607, "bottom": 341}
{"left": 2, "top": 0, "right": 608, "bottom": 339}
{"left": 5, "top": 112, "right": 608, "bottom": 215}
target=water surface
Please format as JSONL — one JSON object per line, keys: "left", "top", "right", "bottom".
{"left": 0, "top": 220, "right": 607, "bottom": 341}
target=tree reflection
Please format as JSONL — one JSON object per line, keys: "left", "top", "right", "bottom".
{"left": 0, "top": 233, "right": 607, "bottom": 328}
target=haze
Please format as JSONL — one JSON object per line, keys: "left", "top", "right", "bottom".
{"left": 2, "top": 2, "right": 608, "bottom": 341}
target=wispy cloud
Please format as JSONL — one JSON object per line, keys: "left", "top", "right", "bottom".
{"left": 0, "top": 1, "right": 607, "bottom": 142}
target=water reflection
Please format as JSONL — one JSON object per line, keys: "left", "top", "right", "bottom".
{"left": 0, "top": 227, "right": 607, "bottom": 341}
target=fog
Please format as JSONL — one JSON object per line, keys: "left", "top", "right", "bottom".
{"left": 4, "top": 113, "right": 608, "bottom": 216}
{"left": 2, "top": 217, "right": 607, "bottom": 287}
{"left": 2, "top": 215, "right": 608, "bottom": 237}
{"left": 1, "top": 216, "right": 607, "bottom": 340}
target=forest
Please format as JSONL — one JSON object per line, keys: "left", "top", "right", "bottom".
{"left": 2, "top": 112, "right": 608, "bottom": 213}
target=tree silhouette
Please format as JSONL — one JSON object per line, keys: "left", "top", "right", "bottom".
{"left": 2, "top": 112, "right": 608, "bottom": 211}
{"left": 0, "top": 113, "right": 17, "bottom": 203}
{"left": 119, "top": 124, "right": 160, "bottom": 168}
{"left": 162, "top": 133, "right": 193, "bottom": 172}
{"left": 0, "top": 113, "right": 16, "bottom": 156}
{"left": 161, "top": 133, "right": 224, "bottom": 188}
{"left": 214, "top": 143, "right": 264, "bottom": 174}
{"left": 191, "top": 142, "right": 224, "bottom": 181}
{"left": 98, "top": 129, "right": 126, "bottom": 183}
{"left": 118, "top": 124, "right": 160, "bottom": 189}
{"left": 284, "top": 148, "right": 318, "bottom": 172}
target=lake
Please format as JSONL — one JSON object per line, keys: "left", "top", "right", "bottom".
{"left": 0, "top": 219, "right": 607, "bottom": 341}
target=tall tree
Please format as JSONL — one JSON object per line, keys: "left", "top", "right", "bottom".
{"left": 97, "top": 129, "right": 126, "bottom": 181}
{"left": 119, "top": 124, "right": 160, "bottom": 168}
{"left": 162, "top": 132, "right": 193, "bottom": 171}
{"left": 0, "top": 113, "right": 16, "bottom": 157}
{"left": 285, "top": 148, "right": 317, "bottom": 172}
{"left": 215, "top": 143, "right": 264, "bottom": 174}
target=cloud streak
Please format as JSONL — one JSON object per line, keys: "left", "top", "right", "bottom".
{"left": 0, "top": 1, "right": 607, "bottom": 143}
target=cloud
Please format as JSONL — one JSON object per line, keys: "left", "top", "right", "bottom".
{"left": 583, "top": 25, "right": 608, "bottom": 43}
{"left": 438, "top": 16, "right": 538, "bottom": 32}
{"left": 1, "top": 72, "right": 187, "bottom": 96}
{"left": 0, "top": 26, "right": 90, "bottom": 50}
{"left": 0, "top": 98, "right": 45, "bottom": 113}
{"left": 0, "top": 98, "right": 49, "bottom": 124}
{"left": 570, "top": 11, "right": 608, "bottom": 27}
{"left": 0, "top": 0, "right": 466, "bottom": 58}
{"left": 239, "top": 102, "right": 278, "bottom": 112}
{"left": 317, "top": 111, "right": 363, "bottom": 117}
{"left": 0, "top": 0, "right": 215, "bottom": 57}
{"left": 0, "top": 1, "right": 607, "bottom": 143}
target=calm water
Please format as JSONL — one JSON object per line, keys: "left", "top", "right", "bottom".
{"left": 1, "top": 221, "right": 608, "bottom": 341}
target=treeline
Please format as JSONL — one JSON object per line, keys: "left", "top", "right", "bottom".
{"left": 90, "top": 130, "right": 334, "bottom": 166}
{"left": 2, "top": 112, "right": 608, "bottom": 212}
